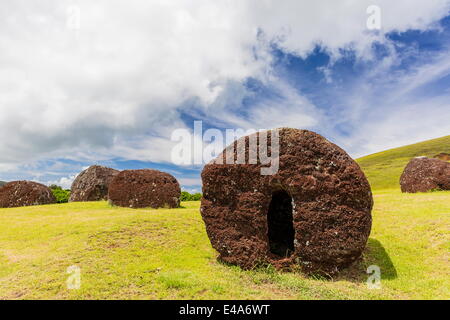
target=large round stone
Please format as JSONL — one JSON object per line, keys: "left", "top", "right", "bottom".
{"left": 108, "top": 169, "right": 181, "bottom": 209}
{"left": 0, "top": 181, "right": 56, "bottom": 208}
{"left": 201, "top": 128, "right": 373, "bottom": 275}
{"left": 70, "top": 165, "right": 119, "bottom": 202}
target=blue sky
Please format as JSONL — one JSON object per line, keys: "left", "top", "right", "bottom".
{"left": 0, "top": 1, "right": 449, "bottom": 192}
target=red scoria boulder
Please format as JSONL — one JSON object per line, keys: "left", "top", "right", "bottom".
{"left": 400, "top": 157, "right": 450, "bottom": 193}
{"left": 70, "top": 165, "right": 119, "bottom": 202}
{"left": 201, "top": 128, "right": 373, "bottom": 275}
{"left": 0, "top": 181, "right": 56, "bottom": 208}
{"left": 108, "top": 169, "right": 181, "bottom": 209}
{"left": 433, "top": 153, "right": 450, "bottom": 161}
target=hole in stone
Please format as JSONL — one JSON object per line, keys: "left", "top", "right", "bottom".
{"left": 267, "top": 190, "right": 295, "bottom": 258}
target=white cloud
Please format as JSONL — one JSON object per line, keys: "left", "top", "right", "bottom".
{"left": 343, "top": 96, "right": 450, "bottom": 158}
{"left": 46, "top": 175, "right": 76, "bottom": 189}
{"left": 331, "top": 51, "right": 450, "bottom": 157}
{"left": 183, "top": 187, "right": 201, "bottom": 194}
{"left": 0, "top": 0, "right": 449, "bottom": 174}
{"left": 178, "top": 177, "right": 202, "bottom": 187}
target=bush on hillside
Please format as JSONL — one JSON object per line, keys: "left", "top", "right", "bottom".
{"left": 50, "top": 185, "right": 71, "bottom": 203}
{"left": 190, "top": 193, "right": 202, "bottom": 201}
{"left": 180, "top": 191, "right": 202, "bottom": 201}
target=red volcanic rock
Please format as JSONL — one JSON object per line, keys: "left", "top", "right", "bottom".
{"left": 0, "top": 181, "right": 56, "bottom": 208}
{"left": 108, "top": 169, "right": 181, "bottom": 209}
{"left": 70, "top": 165, "right": 119, "bottom": 202}
{"left": 434, "top": 153, "right": 450, "bottom": 161}
{"left": 201, "top": 128, "right": 373, "bottom": 275}
{"left": 400, "top": 157, "right": 450, "bottom": 193}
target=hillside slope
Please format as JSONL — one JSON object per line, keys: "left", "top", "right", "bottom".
{"left": 0, "top": 181, "right": 6, "bottom": 187}
{"left": 357, "top": 135, "right": 450, "bottom": 190}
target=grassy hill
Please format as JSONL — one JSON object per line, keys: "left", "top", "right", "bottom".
{"left": 0, "top": 181, "right": 7, "bottom": 187}
{"left": 357, "top": 135, "right": 450, "bottom": 190}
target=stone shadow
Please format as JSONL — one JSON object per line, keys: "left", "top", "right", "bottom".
{"left": 333, "top": 238, "right": 398, "bottom": 282}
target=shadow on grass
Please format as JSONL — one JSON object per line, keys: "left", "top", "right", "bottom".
{"left": 214, "top": 238, "right": 397, "bottom": 284}
{"left": 335, "top": 238, "right": 397, "bottom": 282}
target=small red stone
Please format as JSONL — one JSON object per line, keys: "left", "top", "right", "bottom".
{"left": 400, "top": 157, "right": 450, "bottom": 193}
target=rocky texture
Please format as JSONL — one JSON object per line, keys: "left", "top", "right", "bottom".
{"left": 108, "top": 169, "right": 181, "bottom": 209}
{"left": 400, "top": 157, "right": 450, "bottom": 193}
{"left": 201, "top": 128, "right": 373, "bottom": 275}
{"left": 0, "top": 181, "right": 56, "bottom": 208}
{"left": 70, "top": 165, "right": 119, "bottom": 202}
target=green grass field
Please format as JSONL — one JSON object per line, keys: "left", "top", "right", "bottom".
{"left": 0, "top": 136, "right": 449, "bottom": 300}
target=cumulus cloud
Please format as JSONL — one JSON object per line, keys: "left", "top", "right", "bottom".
{"left": 46, "top": 175, "right": 76, "bottom": 189}
{"left": 0, "top": 0, "right": 449, "bottom": 177}
{"left": 178, "top": 177, "right": 202, "bottom": 187}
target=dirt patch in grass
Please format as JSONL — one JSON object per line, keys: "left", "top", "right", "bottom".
{"left": 1, "top": 250, "right": 34, "bottom": 263}
{"left": 87, "top": 221, "right": 174, "bottom": 250}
